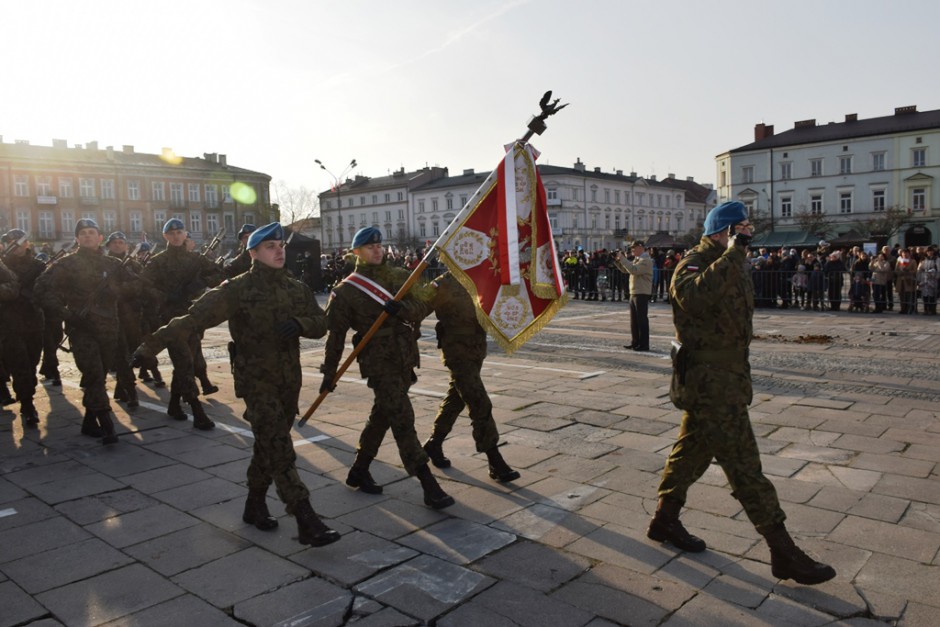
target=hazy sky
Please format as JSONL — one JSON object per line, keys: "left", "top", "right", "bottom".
{"left": 5, "top": 0, "right": 939, "bottom": 199}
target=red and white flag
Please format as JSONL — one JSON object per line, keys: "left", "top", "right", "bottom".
{"left": 434, "top": 142, "right": 567, "bottom": 354}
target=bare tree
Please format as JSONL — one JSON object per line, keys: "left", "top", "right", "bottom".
{"left": 853, "top": 205, "right": 908, "bottom": 242}
{"left": 273, "top": 181, "right": 319, "bottom": 226}
{"left": 747, "top": 206, "right": 773, "bottom": 234}
{"left": 794, "top": 209, "right": 833, "bottom": 239}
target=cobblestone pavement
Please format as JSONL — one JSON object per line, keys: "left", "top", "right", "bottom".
{"left": 1, "top": 300, "right": 939, "bottom": 626}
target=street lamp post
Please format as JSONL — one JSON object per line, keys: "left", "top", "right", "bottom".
{"left": 315, "top": 158, "right": 357, "bottom": 251}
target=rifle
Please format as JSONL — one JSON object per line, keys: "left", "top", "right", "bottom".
{"left": 48, "top": 242, "right": 79, "bottom": 265}
{"left": 201, "top": 228, "right": 225, "bottom": 257}
{"left": 215, "top": 249, "right": 234, "bottom": 267}
{"left": 1, "top": 233, "right": 29, "bottom": 259}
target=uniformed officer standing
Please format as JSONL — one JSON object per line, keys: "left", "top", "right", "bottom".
{"left": 422, "top": 271, "right": 520, "bottom": 483}
{"left": 223, "top": 223, "right": 256, "bottom": 279}
{"left": 321, "top": 226, "right": 454, "bottom": 509}
{"left": 0, "top": 230, "right": 46, "bottom": 426}
{"left": 141, "top": 219, "right": 222, "bottom": 430}
{"left": 35, "top": 219, "right": 129, "bottom": 443}
{"left": 133, "top": 223, "right": 339, "bottom": 546}
{"left": 649, "top": 201, "right": 835, "bottom": 585}
{"left": 105, "top": 231, "right": 142, "bottom": 408}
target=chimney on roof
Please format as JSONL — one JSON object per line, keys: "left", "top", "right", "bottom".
{"left": 845, "top": 113, "right": 858, "bottom": 122}
{"left": 686, "top": 176, "right": 695, "bottom": 182}
{"left": 895, "top": 105, "right": 917, "bottom": 115}
{"left": 462, "top": 168, "right": 474, "bottom": 175}
{"left": 630, "top": 171, "right": 637, "bottom": 177}
{"left": 86, "top": 140, "right": 98, "bottom": 150}
{"left": 106, "top": 146, "right": 114, "bottom": 160}
{"left": 794, "top": 119, "right": 816, "bottom": 129}
{"left": 754, "top": 123, "right": 775, "bottom": 141}
{"left": 667, "top": 173, "right": 675, "bottom": 179}
{"left": 219, "top": 154, "right": 227, "bottom": 167}
{"left": 574, "top": 158, "right": 586, "bottom": 172}
{"left": 594, "top": 167, "right": 601, "bottom": 173}
{"left": 203, "top": 152, "right": 217, "bottom": 163}
{"left": 616, "top": 170, "right": 623, "bottom": 176}
{"left": 52, "top": 138, "right": 67, "bottom": 149}
{"left": 123, "top": 145, "right": 134, "bottom": 154}
{"left": 650, "top": 175, "right": 657, "bottom": 182}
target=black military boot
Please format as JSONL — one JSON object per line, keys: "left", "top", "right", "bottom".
{"left": 152, "top": 367, "right": 166, "bottom": 388}
{"left": 242, "top": 487, "right": 278, "bottom": 531}
{"left": 81, "top": 409, "right": 103, "bottom": 437}
{"left": 20, "top": 400, "right": 39, "bottom": 427}
{"left": 167, "top": 392, "right": 188, "bottom": 421}
{"left": 415, "top": 464, "right": 454, "bottom": 509}
{"left": 485, "top": 447, "right": 520, "bottom": 483}
{"left": 423, "top": 435, "right": 451, "bottom": 469}
{"left": 761, "top": 523, "right": 836, "bottom": 585}
{"left": 294, "top": 499, "right": 340, "bottom": 546}
{"left": 125, "top": 385, "right": 139, "bottom": 409}
{"left": 345, "top": 453, "right": 383, "bottom": 494}
{"left": 97, "top": 410, "right": 119, "bottom": 445}
{"left": 198, "top": 373, "right": 219, "bottom": 395}
{"left": 187, "top": 397, "right": 215, "bottom": 431}
{"left": 647, "top": 497, "right": 706, "bottom": 552}
{"left": 138, "top": 367, "right": 153, "bottom": 382}
{"left": 113, "top": 385, "right": 128, "bottom": 403}
{"left": 0, "top": 383, "right": 15, "bottom": 406}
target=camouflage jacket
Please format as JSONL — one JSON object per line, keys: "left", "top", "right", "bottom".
{"left": 148, "top": 260, "right": 326, "bottom": 402}
{"left": 432, "top": 271, "right": 487, "bottom": 363}
{"left": 0, "top": 258, "right": 20, "bottom": 303}
{"left": 35, "top": 247, "right": 131, "bottom": 332}
{"left": 142, "top": 244, "right": 222, "bottom": 321}
{"left": 224, "top": 247, "right": 252, "bottom": 279}
{"left": 322, "top": 259, "right": 432, "bottom": 379}
{"left": 670, "top": 236, "right": 752, "bottom": 370}
{"left": 107, "top": 251, "right": 146, "bottom": 324}
{"left": 0, "top": 253, "right": 46, "bottom": 333}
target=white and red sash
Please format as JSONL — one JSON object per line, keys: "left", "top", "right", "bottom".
{"left": 342, "top": 272, "right": 395, "bottom": 306}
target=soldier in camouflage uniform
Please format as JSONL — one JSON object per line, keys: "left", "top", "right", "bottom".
{"left": 134, "top": 223, "right": 339, "bottom": 546}
{"left": 0, "top": 259, "right": 22, "bottom": 413}
{"left": 35, "top": 219, "right": 130, "bottom": 443}
{"left": 223, "top": 223, "right": 256, "bottom": 279}
{"left": 105, "top": 232, "right": 142, "bottom": 408}
{"left": 321, "top": 226, "right": 454, "bottom": 509}
{"left": 141, "top": 219, "right": 222, "bottom": 430}
{"left": 0, "top": 230, "right": 46, "bottom": 426}
{"left": 422, "top": 271, "right": 520, "bottom": 483}
{"left": 649, "top": 201, "right": 835, "bottom": 586}
{"left": 134, "top": 241, "right": 165, "bottom": 387}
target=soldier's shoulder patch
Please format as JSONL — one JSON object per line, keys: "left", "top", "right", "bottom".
{"left": 686, "top": 265, "right": 700, "bottom": 272}
{"left": 220, "top": 279, "right": 231, "bottom": 288}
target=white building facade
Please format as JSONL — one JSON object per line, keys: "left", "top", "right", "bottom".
{"left": 716, "top": 105, "right": 940, "bottom": 247}
{"left": 320, "top": 160, "right": 713, "bottom": 253}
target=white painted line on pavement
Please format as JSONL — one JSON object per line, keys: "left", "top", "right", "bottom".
{"left": 0, "top": 508, "right": 17, "bottom": 518}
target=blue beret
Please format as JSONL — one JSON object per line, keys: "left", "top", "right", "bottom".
{"left": 138, "top": 241, "right": 152, "bottom": 252}
{"left": 247, "top": 222, "right": 284, "bottom": 249}
{"left": 237, "top": 223, "right": 256, "bottom": 238}
{"left": 703, "top": 201, "right": 748, "bottom": 236}
{"left": 163, "top": 218, "right": 185, "bottom": 233}
{"left": 106, "top": 231, "right": 127, "bottom": 244}
{"left": 352, "top": 226, "right": 382, "bottom": 249}
{"left": 75, "top": 218, "right": 100, "bottom": 236}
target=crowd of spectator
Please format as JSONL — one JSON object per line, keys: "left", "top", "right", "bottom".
{"left": 561, "top": 241, "right": 940, "bottom": 315}
{"left": 318, "top": 246, "right": 446, "bottom": 293}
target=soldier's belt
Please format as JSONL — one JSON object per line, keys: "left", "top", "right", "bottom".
{"left": 689, "top": 348, "right": 749, "bottom": 364}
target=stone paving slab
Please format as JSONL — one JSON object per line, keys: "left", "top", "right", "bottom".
{"left": 233, "top": 577, "right": 351, "bottom": 627}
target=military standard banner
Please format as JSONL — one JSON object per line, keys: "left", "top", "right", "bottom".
{"left": 434, "top": 142, "right": 567, "bottom": 354}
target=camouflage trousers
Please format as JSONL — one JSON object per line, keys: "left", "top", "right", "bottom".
{"left": 431, "top": 358, "right": 499, "bottom": 452}
{"left": 166, "top": 330, "right": 201, "bottom": 400}
{"left": 657, "top": 402, "right": 786, "bottom": 533}
{"left": 1, "top": 327, "right": 42, "bottom": 404}
{"left": 357, "top": 372, "right": 429, "bottom": 475}
{"left": 243, "top": 390, "right": 308, "bottom": 514}
{"left": 68, "top": 325, "right": 118, "bottom": 412}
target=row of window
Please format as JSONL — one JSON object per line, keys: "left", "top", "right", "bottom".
{"left": 11, "top": 209, "right": 255, "bottom": 240}
{"left": 12, "top": 175, "right": 239, "bottom": 205}
{"left": 738, "top": 147, "right": 929, "bottom": 184}
{"left": 325, "top": 209, "right": 406, "bottom": 229}
{"left": 756, "top": 187, "right": 927, "bottom": 218}
{"left": 324, "top": 191, "right": 405, "bottom": 210}
{"left": 545, "top": 187, "right": 684, "bottom": 209}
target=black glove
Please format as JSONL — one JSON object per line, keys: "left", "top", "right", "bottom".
{"left": 383, "top": 299, "right": 402, "bottom": 316}
{"left": 275, "top": 318, "right": 302, "bottom": 340}
{"left": 130, "top": 347, "right": 158, "bottom": 369}
{"left": 728, "top": 224, "right": 753, "bottom": 249}
{"left": 319, "top": 373, "right": 337, "bottom": 394}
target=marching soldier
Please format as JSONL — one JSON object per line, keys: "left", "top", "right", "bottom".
{"left": 0, "top": 259, "right": 22, "bottom": 413}
{"left": 650, "top": 201, "right": 835, "bottom": 585}
{"left": 0, "top": 230, "right": 46, "bottom": 426}
{"left": 422, "top": 271, "right": 520, "bottom": 483}
{"left": 35, "top": 219, "right": 130, "bottom": 443}
{"left": 321, "top": 226, "right": 454, "bottom": 509}
{"left": 133, "top": 241, "right": 166, "bottom": 387}
{"left": 223, "top": 223, "right": 256, "bottom": 279}
{"left": 141, "top": 219, "right": 222, "bottom": 429}
{"left": 133, "top": 222, "right": 339, "bottom": 546}
{"left": 105, "top": 231, "right": 143, "bottom": 408}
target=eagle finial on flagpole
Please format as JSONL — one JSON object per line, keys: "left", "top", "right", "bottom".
{"left": 521, "top": 90, "right": 569, "bottom": 143}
